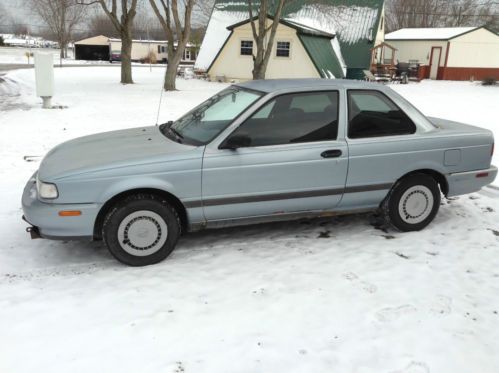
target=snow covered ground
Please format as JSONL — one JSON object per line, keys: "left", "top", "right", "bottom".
{"left": 0, "top": 47, "right": 169, "bottom": 66}
{"left": 1, "top": 68, "right": 499, "bottom": 373}
{"left": 0, "top": 47, "right": 76, "bottom": 65}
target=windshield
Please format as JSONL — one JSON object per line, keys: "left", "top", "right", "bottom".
{"left": 160, "top": 87, "right": 263, "bottom": 145}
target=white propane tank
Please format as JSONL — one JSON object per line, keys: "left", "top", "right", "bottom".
{"left": 34, "top": 52, "right": 54, "bottom": 109}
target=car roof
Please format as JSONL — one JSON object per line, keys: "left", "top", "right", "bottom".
{"left": 234, "top": 79, "right": 385, "bottom": 93}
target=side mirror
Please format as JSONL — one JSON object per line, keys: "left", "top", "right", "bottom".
{"left": 220, "top": 134, "right": 251, "bottom": 150}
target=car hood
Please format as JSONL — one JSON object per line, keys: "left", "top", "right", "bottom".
{"left": 38, "top": 126, "right": 197, "bottom": 181}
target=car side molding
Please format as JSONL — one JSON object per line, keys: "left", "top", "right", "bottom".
{"left": 183, "top": 183, "right": 393, "bottom": 208}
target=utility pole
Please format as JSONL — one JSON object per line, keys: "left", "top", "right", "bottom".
{"left": 147, "top": 23, "right": 152, "bottom": 72}
{"left": 28, "top": 29, "right": 32, "bottom": 65}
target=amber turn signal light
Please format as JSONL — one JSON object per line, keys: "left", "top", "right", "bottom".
{"left": 58, "top": 210, "right": 82, "bottom": 217}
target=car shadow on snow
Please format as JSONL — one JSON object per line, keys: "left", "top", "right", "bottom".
{"left": 12, "top": 211, "right": 378, "bottom": 276}
{"left": 12, "top": 192, "right": 498, "bottom": 276}
{"left": 176, "top": 212, "right": 380, "bottom": 253}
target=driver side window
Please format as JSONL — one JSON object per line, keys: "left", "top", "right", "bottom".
{"left": 230, "top": 91, "right": 339, "bottom": 147}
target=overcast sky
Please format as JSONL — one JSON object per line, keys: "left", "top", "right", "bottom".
{"left": 2, "top": 0, "right": 44, "bottom": 31}
{"left": 1, "top": 0, "right": 208, "bottom": 35}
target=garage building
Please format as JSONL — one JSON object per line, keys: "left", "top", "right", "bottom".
{"left": 74, "top": 35, "right": 197, "bottom": 64}
{"left": 385, "top": 26, "right": 499, "bottom": 80}
{"left": 74, "top": 35, "right": 110, "bottom": 61}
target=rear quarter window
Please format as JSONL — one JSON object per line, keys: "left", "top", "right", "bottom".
{"left": 348, "top": 90, "right": 416, "bottom": 139}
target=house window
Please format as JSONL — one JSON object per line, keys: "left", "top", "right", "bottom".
{"left": 184, "top": 49, "right": 191, "bottom": 60}
{"left": 158, "top": 45, "right": 166, "bottom": 54}
{"left": 240, "top": 40, "right": 253, "bottom": 56}
{"left": 276, "top": 41, "right": 290, "bottom": 57}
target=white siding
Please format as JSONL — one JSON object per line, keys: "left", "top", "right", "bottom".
{"left": 447, "top": 28, "right": 499, "bottom": 68}
{"left": 374, "top": 5, "right": 385, "bottom": 46}
{"left": 109, "top": 40, "right": 196, "bottom": 62}
{"left": 208, "top": 21, "right": 319, "bottom": 81}
{"left": 388, "top": 40, "right": 448, "bottom": 66}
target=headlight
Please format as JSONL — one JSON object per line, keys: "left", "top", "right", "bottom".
{"left": 36, "top": 176, "right": 59, "bottom": 199}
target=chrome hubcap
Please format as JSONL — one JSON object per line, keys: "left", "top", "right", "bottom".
{"left": 398, "top": 185, "right": 434, "bottom": 224}
{"left": 117, "top": 210, "right": 168, "bottom": 256}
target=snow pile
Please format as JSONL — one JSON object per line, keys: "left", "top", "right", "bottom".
{"left": 286, "top": 4, "right": 378, "bottom": 45}
{"left": 194, "top": 9, "right": 249, "bottom": 70}
{"left": 0, "top": 47, "right": 68, "bottom": 65}
{"left": 0, "top": 68, "right": 499, "bottom": 372}
{"left": 386, "top": 27, "right": 477, "bottom": 41}
{"left": 331, "top": 37, "right": 347, "bottom": 75}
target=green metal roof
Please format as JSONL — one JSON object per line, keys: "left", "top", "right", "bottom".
{"left": 298, "top": 34, "right": 345, "bottom": 78}
{"left": 227, "top": 16, "right": 336, "bottom": 38}
{"left": 198, "top": 0, "right": 384, "bottom": 73}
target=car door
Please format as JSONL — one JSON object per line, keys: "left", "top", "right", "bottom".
{"left": 341, "top": 89, "right": 420, "bottom": 209}
{"left": 201, "top": 90, "right": 349, "bottom": 221}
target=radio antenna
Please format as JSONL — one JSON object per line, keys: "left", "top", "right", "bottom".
{"left": 155, "top": 80, "right": 164, "bottom": 126}
{"left": 156, "top": 50, "right": 168, "bottom": 126}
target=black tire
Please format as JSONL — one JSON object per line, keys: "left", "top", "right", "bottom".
{"left": 102, "top": 194, "right": 181, "bottom": 266}
{"left": 382, "top": 174, "right": 441, "bottom": 232}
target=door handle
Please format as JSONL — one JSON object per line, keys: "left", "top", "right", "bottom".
{"left": 321, "top": 149, "right": 342, "bottom": 158}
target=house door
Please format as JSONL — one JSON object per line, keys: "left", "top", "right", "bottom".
{"left": 429, "top": 47, "right": 442, "bottom": 80}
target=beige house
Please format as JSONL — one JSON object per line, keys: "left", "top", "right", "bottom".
{"left": 207, "top": 17, "right": 345, "bottom": 82}
{"left": 385, "top": 26, "right": 499, "bottom": 80}
{"left": 197, "top": 0, "right": 386, "bottom": 81}
{"left": 74, "top": 35, "right": 196, "bottom": 64}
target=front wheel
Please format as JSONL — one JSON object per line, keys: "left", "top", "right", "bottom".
{"left": 102, "top": 194, "right": 181, "bottom": 266}
{"left": 382, "top": 174, "right": 441, "bottom": 232}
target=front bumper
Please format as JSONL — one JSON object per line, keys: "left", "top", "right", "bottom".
{"left": 447, "top": 165, "right": 498, "bottom": 197}
{"left": 21, "top": 174, "right": 99, "bottom": 240}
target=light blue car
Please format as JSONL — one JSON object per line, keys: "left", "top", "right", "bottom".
{"left": 22, "top": 79, "right": 497, "bottom": 266}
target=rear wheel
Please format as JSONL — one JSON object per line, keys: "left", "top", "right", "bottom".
{"left": 382, "top": 174, "right": 441, "bottom": 232}
{"left": 102, "top": 194, "right": 181, "bottom": 266}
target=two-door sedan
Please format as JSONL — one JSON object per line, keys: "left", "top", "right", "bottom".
{"left": 22, "top": 79, "right": 497, "bottom": 266}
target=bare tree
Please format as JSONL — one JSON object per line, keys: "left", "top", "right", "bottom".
{"left": 386, "top": 0, "right": 446, "bottom": 31}
{"left": 386, "top": 0, "right": 499, "bottom": 31}
{"left": 28, "top": 0, "right": 87, "bottom": 62}
{"left": 0, "top": 4, "right": 8, "bottom": 31}
{"left": 13, "top": 24, "right": 30, "bottom": 36}
{"left": 88, "top": 13, "right": 121, "bottom": 38}
{"left": 447, "top": 0, "right": 476, "bottom": 26}
{"left": 79, "top": 0, "right": 139, "bottom": 84}
{"left": 247, "top": 0, "right": 289, "bottom": 80}
{"left": 446, "top": 0, "right": 498, "bottom": 28}
{"left": 149, "top": 0, "right": 196, "bottom": 91}
{"left": 133, "top": 12, "right": 164, "bottom": 39}
{"left": 193, "top": 0, "right": 215, "bottom": 27}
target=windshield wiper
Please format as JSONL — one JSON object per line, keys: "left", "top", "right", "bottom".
{"left": 166, "top": 122, "right": 184, "bottom": 143}
{"left": 159, "top": 121, "right": 183, "bottom": 143}
{"left": 169, "top": 126, "right": 184, "bottom": 141}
